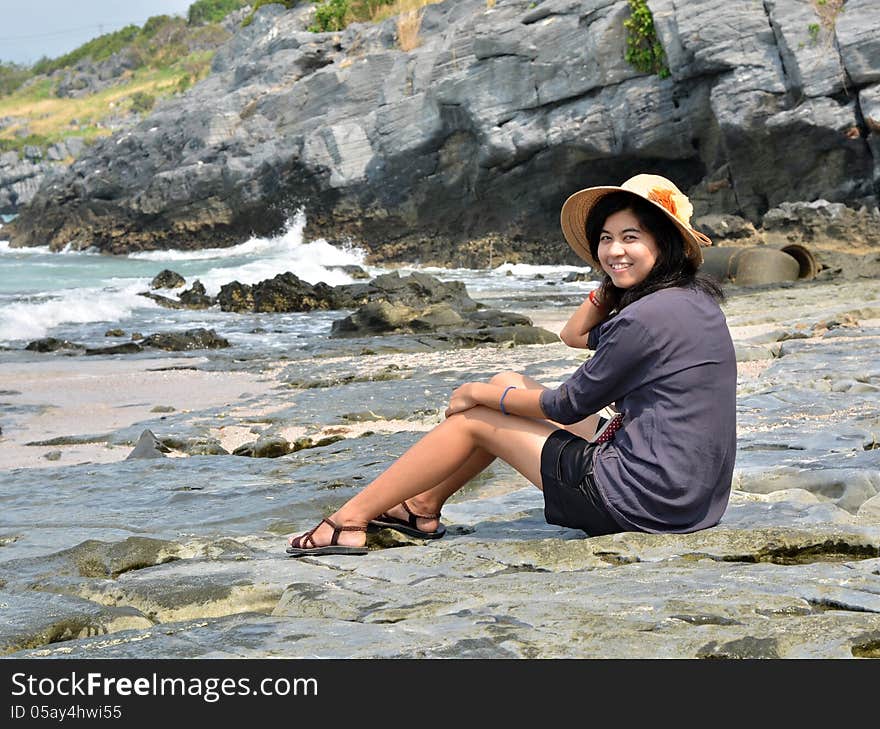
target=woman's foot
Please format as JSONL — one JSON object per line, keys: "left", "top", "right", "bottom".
{"left": 368, "top": 499, "right": 446, "bottom": 539}
{"left": 286, "top": 516, "right": 369, "bottom": 557}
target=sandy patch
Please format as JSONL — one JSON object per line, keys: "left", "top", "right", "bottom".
{"left": 736, "top": 359, "right": 773, "bottom": 380}
{"left": 208, "top": 418, "right": 437, "bottom": 454}
{"left": 0, "top": 356, "right": 276, "bottom": 470}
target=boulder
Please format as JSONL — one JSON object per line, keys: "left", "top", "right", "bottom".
{"left": 141, "top": 328, "right": 229, "bottom": 351}
{"left": 150, "top": 269, "right": 186, "bottom": 289}
{"left": 177, "top": 280, "right": 215, "bottom": 309}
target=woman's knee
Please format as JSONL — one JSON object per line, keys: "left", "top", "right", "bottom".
{"left": 489, "top": 370, "right": 525, "bottom": 387}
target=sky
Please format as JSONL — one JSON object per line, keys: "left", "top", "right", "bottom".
{"left": 0, "top": 0, "right": 199, "bottom": 65}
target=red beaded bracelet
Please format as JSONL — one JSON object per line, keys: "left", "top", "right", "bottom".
{"left": 588, "top": 290, "right": 604, "bottom": 308}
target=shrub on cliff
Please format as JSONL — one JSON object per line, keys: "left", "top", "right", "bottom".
{"left": 308, "top": 1, "right": 437, "bottom": 33}
{"left": 0, "top": 62, "right": 31, "bottom": 96}
{"left": 32, "top": 25, "right": 142, "bottom": 76}
{"left": 624, "top": 0, "right": 670, "bottom": 79}
{"left": 130, "top": 91, "right": 156, "bottom": 114}
{"left": 188, "top": 0, "right": 248, "bottom": 25}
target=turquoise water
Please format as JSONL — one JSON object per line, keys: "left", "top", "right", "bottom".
{"left": 0, "top": 211, "right": 596, "bottom": 349}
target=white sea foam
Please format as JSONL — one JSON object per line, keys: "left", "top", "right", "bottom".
{"left": 492, "top": 262, "right": 595, "bottom": 277}
{"left": 0, "top": 240, "right": 53, "bottom": 255}
{"left": 128, "top": 210, "right": 368, "bottom": 294}
{"left": 0, "top": 282, "right": 154, "bottom": 343}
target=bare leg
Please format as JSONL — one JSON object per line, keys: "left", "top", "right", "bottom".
{"left": 389, "top": 448, "right": 496, "bottom": 534}
{"left": 371, "top": 372, "right": 538, "bottom": 531}
{"left": 288, "top": 405, "right": 557, "bottom": 549}
{"left": 379, "top": 370, "right": 611, "bottom": 532}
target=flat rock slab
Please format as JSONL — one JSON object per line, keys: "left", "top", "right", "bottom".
{"left": 3, "top": 279, "right": 880, "bottom": 658}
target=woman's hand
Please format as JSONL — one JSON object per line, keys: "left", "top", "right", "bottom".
{"left": 445, "top": 383, "right": 479, "bottom": 418}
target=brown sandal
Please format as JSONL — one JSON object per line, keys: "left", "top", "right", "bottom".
{"left": 286, "top": 517, "right": 369, "bottom": 557}
{"left": 367, "top": 500, "right": 446, "bottom": 539}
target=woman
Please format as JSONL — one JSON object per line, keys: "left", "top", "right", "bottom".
{"left": 286, "top": 173, "right": 737, "bottom": 556}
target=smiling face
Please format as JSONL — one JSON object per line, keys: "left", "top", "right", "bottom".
{"left": 597, "top": 208, "right": 660, "bottom": 289}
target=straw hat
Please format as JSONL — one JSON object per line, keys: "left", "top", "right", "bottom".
{"left": 559, "top": 173, "right": 713, "bottom": 268}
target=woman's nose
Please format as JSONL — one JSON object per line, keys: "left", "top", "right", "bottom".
{"left": 606, "top": 239, "right": 625, "bottom": 255}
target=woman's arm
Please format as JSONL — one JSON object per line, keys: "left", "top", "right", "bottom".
{"left": 558, "top": 289, "right": 608, "bottom": 349}
{"left": 445, "top": 382, "right": 545, "bottom": 419}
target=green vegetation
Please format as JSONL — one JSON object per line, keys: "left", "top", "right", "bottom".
{"left": 623, "top": 0, "right": 670, "bottom": 79}
{"left": 310, "top": 0, "right": 355, "bottom": 31}
{"left": 307, "top": 0, "right": 441, "bottom": 32}
{"left": 130, "top": 91, "right": 156, "bottom": 113}
{"left": 0, "top": 62, "right": 32, "bottom": 96}
{"left": 0, "top": 133, "right": 53, "bottom": 155}
{"left": 188, "top": 0, "right": 248, "bottom": 25}
{"left": 0, "top": 3, "right": 239, "bottom": 158}
{"left": 809, "top": 0, "right": 845, "bottom": 45}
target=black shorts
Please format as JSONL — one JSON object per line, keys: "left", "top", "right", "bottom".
{"left": 540, "top": 429, "right": 625, "bottom": 537}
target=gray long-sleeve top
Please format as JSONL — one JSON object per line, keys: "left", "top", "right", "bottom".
{"left": 539, "top": 286, "right": 737, "bottom": 533}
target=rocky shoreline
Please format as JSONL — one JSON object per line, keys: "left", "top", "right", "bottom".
{"left": 1, "top": 273, "right": 879, "bottom": 658}
{"left": 5, "top": 0, "right": 880, "bottom": 263}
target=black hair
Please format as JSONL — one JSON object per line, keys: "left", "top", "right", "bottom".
{"left": 584, "top": 191, "right": 724, "bottom": 311}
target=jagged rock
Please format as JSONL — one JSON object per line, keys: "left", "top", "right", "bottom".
{"left": 410, "top": 303, "right": 465, "bottom": 331}
{"left": 104, "top": 328, "right": 125, "bottom": 337}
{"left": 24, "top": 337, "right": 83, "bottom": 352}
{"left": 126, "top": 429, "right": 170, "bottom": 459}
{"left": 138, "top": 291, "right": 185, "bottom": 309}
{"left": 329, "top": 274, "right": 538, "bottom": 340}
{"left": 183, "top": 438, "right": 229, "bottom": 456}
{"left": 327, "top": 264, "right": 370, "bottom": 279}
{"left": 84, "top": 342, "right": 144, "bottom": 355}
{"left": 331, "top": 301, "right": 418, "bottom": 337}
{"left": 177, "top": 280, "right": 215, "bottom": 309}
{"left": 696, "top": 214, "right": 760, "bottom": 242}
{"left": 252, "top": 435, "right": 292, "bottom": 458}
{"left": 443, "top": 325, "right": 559, "bottom": 347}
{"left": 465, "top": 310, "right": 533, "bottom": 327}
{"left": 150, "top": 269, "right": 186, "bottom": 289}
{"left": 217, "top": 281, "right": 255, "bottom": 312}
{"left": 252, "top": 272, "right": 340, "bottom": 313}
{"left": 141, "top": 328, "right": 229, "bottom": 351}
{"left": 761, "top": 201, "right": 880, "bottom": 248}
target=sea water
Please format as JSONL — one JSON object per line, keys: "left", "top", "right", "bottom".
{"left": 0, "top": 209, "right": 597, "bottom": 359}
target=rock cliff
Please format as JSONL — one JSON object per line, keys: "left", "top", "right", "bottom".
{"left": 6, "top": 0, "right": 880, "bottom": 264}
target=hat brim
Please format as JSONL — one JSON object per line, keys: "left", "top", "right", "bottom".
{"left": 560, "top": 186, "right": 710, "bottom": 269}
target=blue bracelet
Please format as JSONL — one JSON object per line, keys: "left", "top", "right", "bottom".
{"left": 499, "top": 385, "right": 517, "bottom": 415}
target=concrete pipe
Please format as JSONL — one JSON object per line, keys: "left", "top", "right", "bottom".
{"left": 700, "top": 245, "right": 817, "bottom": 285}
{"left": 778, "top": 243, "right": 819, "bottom": 280}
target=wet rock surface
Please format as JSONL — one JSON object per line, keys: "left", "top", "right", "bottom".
{"left": 1, "top": 278, "right": 879, "bottom": 657}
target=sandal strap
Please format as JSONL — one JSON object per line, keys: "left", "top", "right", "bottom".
{"left": 401, "top": 500, "right": 441, "bottom": 525}
{"left": 290, "top": 524, "right": 319, "bottom": 550}
{"left": 291, "top": 518, "right": 366, "bottom": 549}
{"left": 321, "top": 517, "right": 367, "bottom": 546}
